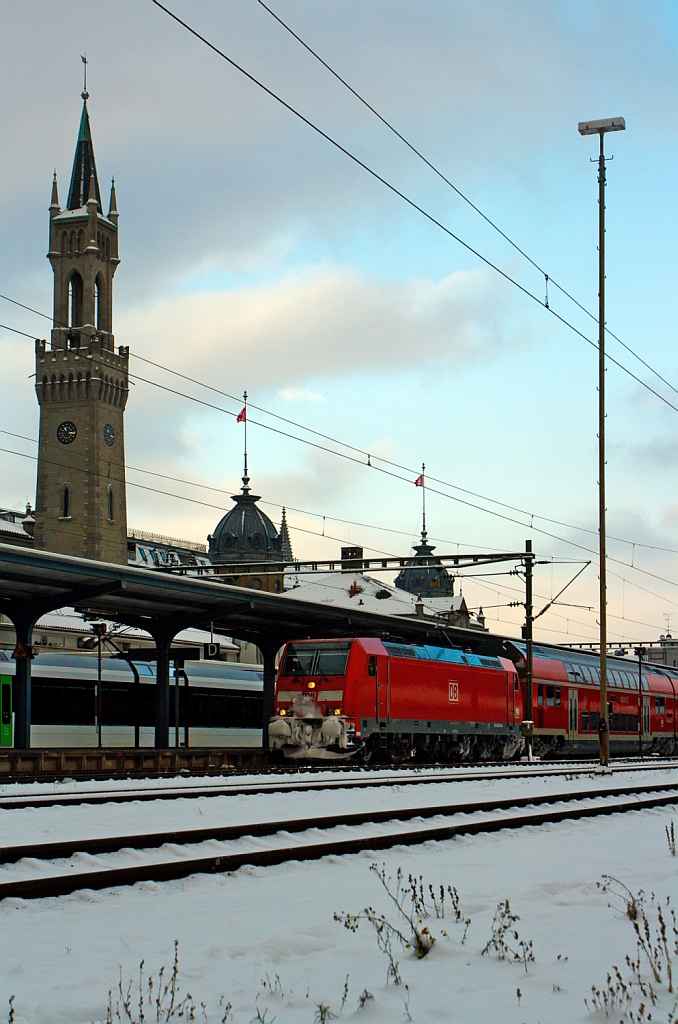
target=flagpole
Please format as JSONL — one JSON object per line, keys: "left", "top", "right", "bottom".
{"left": 243, "top": 390, "right": 248, "bottom": 483}
{"left": 421, "top": 463, "right": 426, "bottom": 537}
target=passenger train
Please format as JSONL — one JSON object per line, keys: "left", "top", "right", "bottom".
{"left": 0, "top": 650, "right": 263, "bottom": 748}
{"left": 268, "top": 637, "right": 677, "bottom": 761}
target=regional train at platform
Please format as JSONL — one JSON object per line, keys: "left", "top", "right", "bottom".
{"left": 1, "top": 636, "right": 676, "bottom": 760}
{"left": 268, "top": 637, "right": 677, "bottom": 760}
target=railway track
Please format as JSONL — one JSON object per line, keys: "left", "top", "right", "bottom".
{"left": 1, "top": 758, "right": 675, "bottom": 811}
{"left": 1, "top": 777, "right": 677, "bottom": 902}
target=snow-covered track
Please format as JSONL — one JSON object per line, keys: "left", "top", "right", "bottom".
{"left": 1, "top": 778, "right": 677, "bottom": 902}
{"left": 1, "top": 758, "right": 675, "bottom": 811}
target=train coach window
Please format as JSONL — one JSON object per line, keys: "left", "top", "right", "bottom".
{"left": 367, "top": 656, "right": 377, "bottom": 677}
{"left": 589, "top": 710, "right": 598, "bottom": 732}
{"left": 655, "top": 696, "right": 666, "bottom": 714}
{"left": 537, "top": 684, "right": 544, "bottom": 707}
{"left": 555, "top": 686, "right": 561, "bottom": 707}
{"left": 620, "top": 714, "right": 627, "bottom": 732}
{"left": 581, "top": 710, "right": 589, "bottom": 732}
{"left": 546, "top": 685, "right": 555, "bottom": 707}
{"left": 612, "top": 713, "right": 620, "bottom": 732}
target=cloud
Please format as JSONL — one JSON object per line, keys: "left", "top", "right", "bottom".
{"left": 120, "top": 262, "right": 528, "bottom": 398}
{"left": 279, "top": 387, "right": 325, "bottom": 404}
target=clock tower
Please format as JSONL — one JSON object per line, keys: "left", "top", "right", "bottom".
{"left": 34, "top": 90, "right": 129, "bottom": 564}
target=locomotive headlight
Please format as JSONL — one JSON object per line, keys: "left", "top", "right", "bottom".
{"left": 279, "top": 709, "right": 287, "bottom": 716}
{"left": 307, "top": 681, "right": 316, "bottom": 689}
{"left": 333, "top": 708, "right": 341, "bottom": 716}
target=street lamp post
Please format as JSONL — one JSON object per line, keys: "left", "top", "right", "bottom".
{"left": 578, "top": 116, "right": 626, "bottom": 767}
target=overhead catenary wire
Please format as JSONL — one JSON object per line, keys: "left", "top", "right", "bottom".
{"left": 5, "top": 301, "right": 678, "bottom": 591}
{"left": 2, "top": 290, "right": 676, "bottom": 543}
{"left": 2, "top": 294, "right": 678, "bottom": 558}
{"left": 256, "top": 0, "right": 678, "bottom": 403}
{"left": 146, "top": 0, "right": 678, "bottom": 417}
{"left": 3, "top": 417, "right": 678, "bottom": 614}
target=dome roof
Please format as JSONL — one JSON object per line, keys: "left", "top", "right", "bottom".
{"left": 394, "top": 531, "right": 455, "bottom": 598}
{"left": 208, "top": 474, "right": 283, "bottom": 562}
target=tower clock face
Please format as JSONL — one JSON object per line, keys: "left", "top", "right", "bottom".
{"left": 56, "top": 420, "right": 77, "bottom": 445}
{"left": 103, "top": 423, "right": 116, "bottom": 447}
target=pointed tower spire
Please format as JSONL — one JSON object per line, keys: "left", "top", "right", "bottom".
{"left": 49, "top": 171, "right": 60, "bottom": 216}
{"left": 67, "top": 92, "right": 102, "bottom": 211}
{"left": 108, "top": 177, "right": 118, "bottom": 221}
{"left": 279, "top": 508, "right": 294, "bottom": 561}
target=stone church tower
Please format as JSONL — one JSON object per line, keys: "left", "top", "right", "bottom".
{"left": 34, "top": 91, "right": 129, "bottom": 564}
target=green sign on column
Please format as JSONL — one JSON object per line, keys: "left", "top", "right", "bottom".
{"left": 0, "top": 676, "right": 12, "bottom": 747}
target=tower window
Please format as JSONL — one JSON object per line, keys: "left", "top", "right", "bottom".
{"left": 60, "top": 484, "right": 72, "bottom": 519}
{"left": 96, "top": 275, "right": 105, "bottom": 331}
{"left": 69, "top": 273, "right": 83, "bottom": 327}
{"left": 107, "top": 485, "right": 114, "bottom": 521}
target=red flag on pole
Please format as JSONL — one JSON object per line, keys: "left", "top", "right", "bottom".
{"left": 236, "top": 407, "right": 246, "bottom": 423}
{"left": 414, "top": 473, "right": 424, "bottom": 487}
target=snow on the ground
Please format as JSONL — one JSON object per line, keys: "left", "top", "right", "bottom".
{"left": 0, "top": 771, "right": 677, "bottom": 1023}
{"left": 0, "top": 766, "right": 675, "bottom": 848}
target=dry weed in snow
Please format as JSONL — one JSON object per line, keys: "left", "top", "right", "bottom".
{"left": 586, "top": 876, "right": 678, "bottom": 1021}
{"left": 103, "top": 941, "right": 232, "bottom": 1023}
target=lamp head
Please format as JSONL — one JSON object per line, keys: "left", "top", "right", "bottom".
{"left": 578, "top": 117, "right": 626, "bottom": 136}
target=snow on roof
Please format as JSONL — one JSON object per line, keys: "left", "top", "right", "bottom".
{"left": 283, "top": 571, "right": 470, "bottom": 619}
{"left": 30, "top": 608, "right": 238, "bottom": 649}
{"left": 0, "top": 519, "right": 31, "bottom": 536}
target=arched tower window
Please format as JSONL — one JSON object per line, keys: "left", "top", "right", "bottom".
{"left": 107, "top": 485, "right": 114, "bottom": 522}
{"left": 95, "top": 274, "right": 105, "bottom": 331}
{"left": 69, "top": 273, "right": 83, "bottom": 327}
{"left": 60, "top": 483, "right": 72, "bottom": 519}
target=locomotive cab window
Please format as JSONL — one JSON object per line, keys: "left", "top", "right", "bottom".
{"left": 281, "top": 642, "right": 351, "bottom": 677}
{"left": 367, "top": 655, "right": 377, "bottom": 677}
{"left": 546, "top": 685, "right": 555, "bottom": 707}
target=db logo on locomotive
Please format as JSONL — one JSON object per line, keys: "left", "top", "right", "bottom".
{"left": 448, "top": 681, "right": 459, "bottom": 703}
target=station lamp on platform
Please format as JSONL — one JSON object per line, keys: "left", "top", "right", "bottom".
{"left": 578, "top": 116, "right": 626, "bottom": 767}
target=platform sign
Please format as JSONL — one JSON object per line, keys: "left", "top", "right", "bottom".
{"left": 0, "top": 676, "right": 12, "bottom": 747}
{"left": 203, "top": 643, "right": 221, "bottom": 660}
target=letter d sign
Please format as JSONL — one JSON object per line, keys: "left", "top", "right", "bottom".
{"left": 203, "top": 643, "right": 221, "bottom": 660}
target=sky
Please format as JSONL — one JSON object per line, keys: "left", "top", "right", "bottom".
{"left": 1, "top": 0, "right": 678, "bottom": 647}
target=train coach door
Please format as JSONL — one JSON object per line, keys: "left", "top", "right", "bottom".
{"left": 642, "top": 697, "right": 651, "bottom": 741}
{"left": 0, "top": 676, "right": 12, "bottom": 747}
{"left": 568, "top": 689, "right": 578, "bottom": 740}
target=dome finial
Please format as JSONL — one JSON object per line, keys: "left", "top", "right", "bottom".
{"left": 80, "top": 53, "right": 89, "bottom": 100}
{"left": 239, "top": 390, "right": 249, "bottom": 493}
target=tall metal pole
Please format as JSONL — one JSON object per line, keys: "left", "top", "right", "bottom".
{"left": 597, "top": 131, "right": 610, "bottom": 767}
{"left": 579, "top": 115, "right": 625, "bottom": 768}
{"left": 523, "top": 539, "right": 534, "bottom": 762}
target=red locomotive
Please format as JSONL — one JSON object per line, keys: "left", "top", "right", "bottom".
{"left": 267, "top": 637, "right": 677, "bottom": 761}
